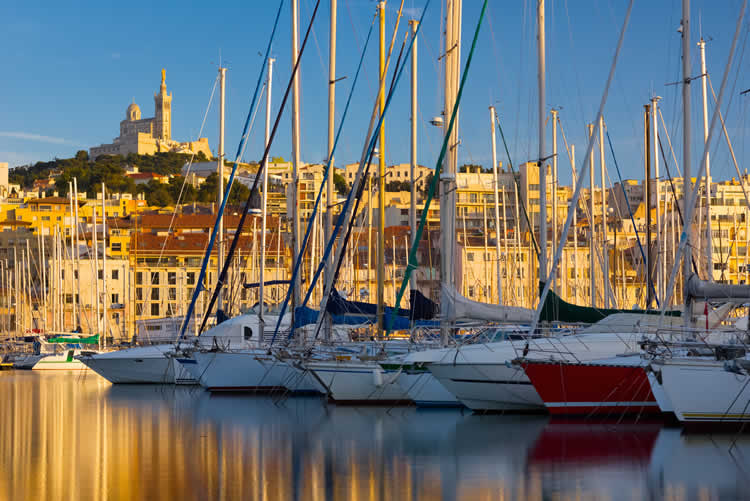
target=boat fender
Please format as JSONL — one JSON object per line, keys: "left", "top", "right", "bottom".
{"left": 373, "top": 368, "right": 384, "bottom": 387}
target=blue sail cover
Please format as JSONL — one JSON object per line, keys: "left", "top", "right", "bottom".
{"left": 294, "top": 289, "right": 438, "bottom": 330}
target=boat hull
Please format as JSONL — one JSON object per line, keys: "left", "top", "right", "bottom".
{"left": 652, "top": 359, "right": 750, "bottom": 424}
{"left": 193, "top": 350, "right": 293, "bottom": 392}
{"left": 427, "top": 362, "right": 543, "bottom": 411}
{"left": 307, "top": 361, "right": 411, "bottom": 404}
{"left": 81, "top": 355, "right": 174, "bottom": 384}
{"left": 32, "top": 351, "right": 88, "bottom": 371}
{"left": 522, "top": 359, "right": 660, "bottom": 416}
{"left": 395, "top": 370, "right": 462, "bottom": 407}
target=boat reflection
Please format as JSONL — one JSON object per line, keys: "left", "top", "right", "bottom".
{"left": 0, "top": 372, "right": 748, "bottom": 500}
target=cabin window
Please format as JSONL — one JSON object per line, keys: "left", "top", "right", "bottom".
{"left": 244, "top": 326, "right": 253, "bottom": 340}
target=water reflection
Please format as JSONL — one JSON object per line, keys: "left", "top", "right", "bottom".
{"left": 1, "top": 371, "right": 749, "bottom": 500}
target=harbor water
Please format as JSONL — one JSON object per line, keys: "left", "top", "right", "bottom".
{"left": 1, "top": 371, "right": 749, "bottom": 500}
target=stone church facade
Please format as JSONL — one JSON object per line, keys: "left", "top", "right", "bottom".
{"left": 90, "top": 70, "right": 211, "bottom": 159}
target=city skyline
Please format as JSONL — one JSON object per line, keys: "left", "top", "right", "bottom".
{"left": 1, "top": 1, "right": 748, "bottom": 187}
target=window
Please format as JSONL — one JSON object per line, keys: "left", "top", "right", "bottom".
{"left": 111, "top": 293, "right": 119, "bottom": 304}
{"left": 61, "top": 270, "right": 65, "bottom": 280}
{"left": 112, "top": 269, "right": 119, "bottom": 280}
{"left": 468, "top": 286, "right": 475, "bottom": 297}
{"left": 136, "top": 272, "right": 143, "bottom": 285}
{"left": 41, "top": 216, "right": 50, "bottom": 221}
{"left": 167, "top": 304, "right": 176, "bottom": 316}
{"left": 136, "top": 303, "right": 144, "bottom": 315}
{"left": 151, "top": 289, "right": 159, "bottom": 300}
{"left": 135, "top": 288, "right": 143, "bottom": 300}
{"left": 98, "top": 270, "right": 103, "bottom": 280}
{"left": 65, "top": 294, "right": 73, "bottom": 304}
{"left": 151, "top": 303, "right": 160, "bottom": 316}
{"left": 111, "top": 242, "right": 122, "bottom": 252}
{"left": 467, "top": 252, "right": 474, "bottom": 262}
{"left": 74, "top": 270, "right": 78, "bottom": 280}
{"left": 186, "top": 272, "right": 195, "bottom": 285}
{"left": 150, "top": 272, "right": 159, "bottom": 285}
{"left": 169, "top": 288, "right": 176, "bottom": 300}
{"left": 168, "top": 272, "right": 176, "bottom": 285}
{"left": 244, "top": 326, "right": 253, "bottom": 340}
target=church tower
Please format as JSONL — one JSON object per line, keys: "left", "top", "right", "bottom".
{"left": 154, "top": 68, "right": 172, "bottom": 141}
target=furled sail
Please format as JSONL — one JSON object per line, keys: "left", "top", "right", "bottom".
{"left": 441, "top": 285, "right": 534, "bottom": 324}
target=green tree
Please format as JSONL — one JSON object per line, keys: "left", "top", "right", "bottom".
{"left": 197, "top": 173, "right": 220, "bottom": 203}
{"left": 333, "top": 171, "right": 348, "bottom": 196}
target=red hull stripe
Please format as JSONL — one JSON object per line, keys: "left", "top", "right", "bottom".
{"left": 523, "top": 361, "right": 657, "bottom": 415}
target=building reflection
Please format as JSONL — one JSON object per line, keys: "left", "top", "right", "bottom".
{"left": 0, "top": 372, "right": 748, "bottom": 500}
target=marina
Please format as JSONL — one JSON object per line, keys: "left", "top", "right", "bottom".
{"left": 3, "top": 0, "right": 750, "bottom": 498}
{"left": 2, "top": 371, "right": 750, "bottom": 501}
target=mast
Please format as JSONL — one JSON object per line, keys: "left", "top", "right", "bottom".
{"left": 290, "top": 0, "right": 302, "bottom": 333}
{"left": 101, "top": 183, "right": 107, "bottom": 348}
{"left": 440, "top": 0, "right": 461, "bottom": 345}
{"left": 537, "top": 0, "right": 548, "bottom": 283}
{"left": 325, "top": 0, "right": 337, "bottom": 340}
{"left": 93, "top": 204, "right": 101, "bottom": 338}
{"left": 588, "top": 123, "right": 595, "bottom": 308}
{"left": 644, "top": 104, "right": 653, "bottom": 308}
{"left": 39, "top": 226, "right": 46, "bottom": 333}
{"left": 681, "top": 0, "right": 692, "bottom": 311}
{"left": 69, "top": 182, "right": 78, "bottom": 330}
{"left": 409, "top": 19, "right": 419, "bottom": 294}
{"left": 551, "top": 108, "right": 558, "bottom": 294}
{"left": 698, "top": 37, "right": 712, "bottom": 280}
{"left": 376, "top": 1, "right": 386, "bottom": 337}
{"left": 217, "top": 66, "right": 226, "bottom": 315}
{"left": 259, "top": 57, "right": 274, "bottom": 332}
{"left": 571, "top": 144, "right": 578, "bottom": 303}
{"left": 489, "top": 106, "right": 502, "bottom": 304}
{"left": 650, "top": 96, "right": 662, "bottom": 301}
{"left": 598, "top": 115, "right": 609, "bottom": 308}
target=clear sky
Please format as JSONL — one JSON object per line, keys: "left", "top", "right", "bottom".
{"left": 1, "top": 0, "right": 748, "bottom": 186}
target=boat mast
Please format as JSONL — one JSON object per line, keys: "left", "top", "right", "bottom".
{"left": 650, "top": 96, "right": 662, "bottom": 302}
{"left": 324, "top": 0, "right": 337, "bottom": 341}
{"left": 440, "top": 0, "right": 461, "bottom": 345}
{"left": 39, "top": 225, "right": 46, "bottom": 333}
{"left": 217, "top": 66, "right": 226, "bottom": 316}
{"left": 551, "top": 108, "right": 558, "bottom": 295}
{"left": 598, "top": 115, "right": 610, "bottom": 308}
{"left": 260, "top": 57, "right": 274, "bottom": 333}
{"left": 376, "top": 1, "right": 386, "bottom": 337}
{"left": 409, "top": 19, "right": 419, "bottom": 296}
{"left": 101, "top": 183, "right": 107, "bottom": 349}
{"left": 644, "top": 104, "right": 653, "bottom": 308}
{"left": 93, "top": 204, "right": 101, "bottom": 338}
{"left": 698, "top": 37, "right": 712, "bottom": 281}
{"left": 290, "top": 0, "right": 302, "bottom": 335}
{"left": 537, "top": 0, "right": 548, "bottom": 286}
{"left": 588, "top": 123, "right": 595, "bottom": 308}
{"left": 681, "top": 0, "right": 692, "bottom": 312}
{"left": 571, "top": 144, "right": 578, "bottom": 303}
{"left": 489, "top": 106, "right": 502, "bottom": 304}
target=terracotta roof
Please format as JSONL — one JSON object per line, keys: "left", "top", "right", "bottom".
{"left": 138, "top": 213, "right": 281, "bottom": 231}
{"left": 132, "top": 231, "right": 287, "bottom": 255}
{"left": 26, "top": 197, "right": 83, "bottom": 205}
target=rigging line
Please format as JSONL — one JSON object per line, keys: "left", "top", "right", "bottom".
{"left": 197, "top": 0, "right": 324, "bottom": 336}
{"left": 266, "top": 15, "right": 375, "bottom": 344}
{"left": 657, "top": 108, "right": 683, "bottom": 179}
{"left": 387, "top": 0, "right": 490, "bottom": 336}
{"left": 660, "top": 0, "right": 748, "bottom": 317}
{"left": 178, "top": 0, "right": 285, "bottom": 339}
{"left": 305, "top": 0, "right": 431, "bottom": 343}
{"left": 606, "top": 130, "right": 661, "bottom": 307}
{"left": 657, "top": 134, "right": 698, "bottom": 275}
{"left": 532, "top": 0, "right": 635, "bottom": 334}
{"left": 307, "top": 20, "right": 417, "bottom": 342}
{"left": 707, "top": 73, "right": 750, "bottom": 211}
{"left": 496, "top": 114, "right": 540, "bottom": 259}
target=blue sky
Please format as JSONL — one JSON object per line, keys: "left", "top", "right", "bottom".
{"left": 1, "top": 0, "right": 748, "bottom": 186}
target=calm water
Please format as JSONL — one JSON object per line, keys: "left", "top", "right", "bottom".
{"left": 1, "top": 371, "right": 750, "bottom": 500}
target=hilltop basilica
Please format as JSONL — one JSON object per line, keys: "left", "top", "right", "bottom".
{"left": 90, "top": 70, "right": 212, "bottom": 159}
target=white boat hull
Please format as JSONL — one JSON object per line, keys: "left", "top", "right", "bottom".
{"left": 427, "top": 362, "right": 543, "bottom": 411}
{"left": 307, "top": 360, "right": 410, "bottom": 403}
{"left": 32, "top": 351, "right": 89, "bottom": 371}
{"left": 396, "top": 370, "right": 461, "bottom": 407}
{"left": 652, "top": 359, "right": 750, "bottom": 423}
{"left": 193, "top": 350, "right": 294, "bottom": 391}
{"left": 82, "top": 355, "right": 174, "bottom": 383}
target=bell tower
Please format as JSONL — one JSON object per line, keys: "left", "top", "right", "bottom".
{"left": 154, "top": 68, "right": 172, "bottom": 140}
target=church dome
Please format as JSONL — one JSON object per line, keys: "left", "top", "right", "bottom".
{"left": 126, "top": 102, "right": 141, "bottom": 121}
